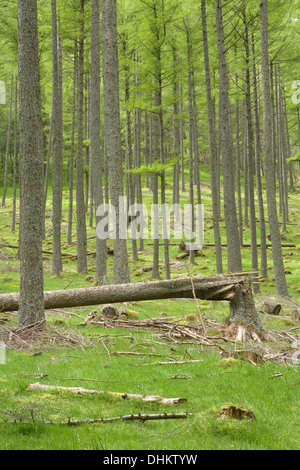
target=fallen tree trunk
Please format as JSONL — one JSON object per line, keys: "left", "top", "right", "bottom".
{"left": 0, "top": 273, "right": 253, "bottom": 313}
{"left": 0, "top": 273, "right": 269, "bottom": 339}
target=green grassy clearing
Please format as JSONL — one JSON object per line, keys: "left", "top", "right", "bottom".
{"left": 0, "top": 164, "right": 299, "bottom": 450}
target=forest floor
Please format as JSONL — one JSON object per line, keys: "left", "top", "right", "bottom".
{"left": 0, "top": 164, "right": 299, "bottom": 450}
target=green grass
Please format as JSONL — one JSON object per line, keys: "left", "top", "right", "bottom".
{"left": 0, "top": 163, "right": 299, "bottom": 450}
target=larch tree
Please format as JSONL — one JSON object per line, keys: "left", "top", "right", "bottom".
{"left": 102, "top": 0, "right": 130, "bottom": 284}
{"left": 260, "top": 0, "right": 289, "bottom": 297}
{"left": 51, "top": 0, "right": 63, "bottom": 275}
{"left": 215, "top": 0, "right": 242, "bottom": 273}
{"left": 90, "top": 0, "right": 108, "bottom": 285}
{"left": 76, "top": 0, "right": 88, "bottom": 274}
{"left": 17, "top": 0, "right": 45, "bottom": 328}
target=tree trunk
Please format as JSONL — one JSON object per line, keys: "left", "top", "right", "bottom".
{"left": 186, "top": 23, "right": 196, "bottom": 266}
{"left": 17, "top": 0, "right": 45, "bottom": 328}
{"left": 102, "top": 0, "right": 130, "bottom": 284}
{"left": 11, "top": 77, "right": 18, "bottom": 233}
{"left": 91, "top": 0, "right": 108, "bottom": 284}
{"left": 243, "top": 15, "right": 259, "bottom": 293}
{"left": 67, "top": 42, "right": 77, "bottom": 245}
{"left": 51, "top": 0, "right": 63, "bottom": 275}
{"left": 251, "top": 35, "right": 267, "bottom": 278}
{"left": 201, "top": 0, "right": 223, "bottom": 274}
{"left": 76, "top": 0, "right": 88, "bottom": 274}
{"left": 0, "top": 274, "right": 260, "bottom": 325}
{"left": 260, "top": 0, "right": 288, "bottom": 297}
{"left": 1, "top": 72, "right": 13, "bottom": 208}
{"left": 215, "top": 0, "right": 242, "bottom": 273}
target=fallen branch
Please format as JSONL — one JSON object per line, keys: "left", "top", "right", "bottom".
{"left": 64, "top": 412, "right": 189, "bottom": 426}
{"left": 134, "top": 359, "right": 203, "bottom": 366}
{"left": 27, "top": 383, "right": 187, "bottom": 405}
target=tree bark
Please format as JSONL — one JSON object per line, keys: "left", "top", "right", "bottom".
{"left": 260, "top": 0, "right": 288, "bottom": 297}
{"left": 251, "top": 35, "right": 268, "bottom": 278}
{"left": 11, "top": 77, "right": 18, "bottom": 233}
{"left": 76, "top": 0, "right": 88, "bottom": 274}
{"left": 1, "top": 72, "right": 13, "bottom": 208}
{"left": 215, "top": 0, "right": 242, "bottom": 273}
{"left": 91, "top": 0, "right": 108, "bottom": 284}
{"left": 51, "top": 0, "right": 63, "bottom": 275}
{"left": 17, "top": 0, "right": 45, "bottom": 328}
{"left": 201, "top": 0, "right": 223, "bottom": 274}
{"left": 102, "top": 0, "right": 130, "bottom": 284}
{"left": 67, "top": 42, "right": 77, "bottom": 245}
{"left": 0, "top": 274, "right": 258, "bottom": 321}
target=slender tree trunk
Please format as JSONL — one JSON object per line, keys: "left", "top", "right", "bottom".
{"left": 201, "top": 0, "right": 223, "bottom": 273}
{"left": 243, "top": 15, "right": 259, "bottom": 293}
{"left": 215, "top": 0, "right": 242, "bottom": 273}
{"left": 251, "top": 34, "right": 267, "bottom": 278}
{"left": 102, "top": 0, "right": 130, "bottom": 284}
{"left": 235, "top": 74, "right": 243, "bottom": 247}
{"left": 186, "top": 24, "right": 196, "bottom": 266}
{"left": 260, "top": 0, "right": 288, "bottom": 297}
{"left": 91, "top": 0, "right": 108, "bottom": 284}
{"left": 76, "top": 0, "right": 88, "bottom": 274}
{"left": 2, "top": 72, "right": 13, "bottom": 207}
{"left": 123, "top": 39, "right": 138, "bottom": 262}
{"left": 17, "top": 0, "right": 45, "bottom": 328}
{"left": 51, "top": 0, "right": 63, "bottom": 275}
{"left": 11, "top": 78, "right": 18, "bottom": 233}
{"left": 67, "top": 42, "right": 77, "bottom": 245}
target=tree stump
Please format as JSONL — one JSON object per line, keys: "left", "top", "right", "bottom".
{"left": 263, "top": 299, "right": 281, "bottom": 316}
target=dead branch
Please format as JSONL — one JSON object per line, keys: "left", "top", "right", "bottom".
{"left": 64, "top": 412, "right": 189, "bottom": 426}
{"left": 27, "top": 382, "right": 187, "bottom": 405}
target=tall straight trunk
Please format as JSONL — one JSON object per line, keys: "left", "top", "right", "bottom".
{"left": 242, "top": 98, "right": 249, "bottom": 227}
{"left": 201, "top": 0, "right": 223, "bottom": 273}
{"left": 251, "top": 34, "right": 267, "bottom": 278}
{"left": 186, "top": 24, "right": 196, "bottom": 266}
{"left": 51, "top": 0, "right": 63, "bottom": 275}
{"left": 152, "top": 105, "right": 160, "bottom": 280}
{"left": 84, "top": 74, "right": 90, "bottom": 214}
{"left": 243, "top": 14, "right": 259, "bottom": 293}
{"left": 180, "top": 87, "right": 185, "bottom": 193}
{"left": 123, "top": 38, "right": 138, "bottom": 262}
{"left": 43, "top": 107, "right": 53, "bottom": 213}
{"left": 11, "top": 78, "right": 18, "bottom": 233}
{"left": 144, "top": 111, "right": 150, "bottom": 190}
{"left": 91, "top": 0, "right": 108, "bottom": 284}
{"left": 102, "top": 0, "right": 130, "bottom": 284}
{"left": 76, "top": 0, "right": 88, "bottom": 274}
{"left": 215, "top": 0, "right": 242, "bottom": 273}
{"left": 172, "top": 50, "right": 180, "bottom": 207}
{"left": 67, "top": 42, "right": 77, "bottom": 245}
{"left": 260, "top": 0, "right": 288, "bottom": 297}
{"left": 278, "top": 78, "right": 289, "bottom": 226}
{"left": 235, "top": 74, "right": 243, "bottom": 247}
{"left": 2, "top": 72, "right": 13, "bottom": 207}
{"left": 283, "top": 95, "right": 293, "bottom": 190}
{"left": 17, "top": 0, "right": 45, "bottom": 328}
{"left": 276, "top": 66, "right": 288, "bottom": 232}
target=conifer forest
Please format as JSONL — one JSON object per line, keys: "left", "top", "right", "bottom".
{"left": 0, "top": 0, "right": 299, "bottom": 452}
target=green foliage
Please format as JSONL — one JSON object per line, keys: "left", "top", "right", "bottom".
{"left": 287, "top": 150, "right": 300, "bottom": 163}
{"left": 126, "top": 157, "right": 179, "bottom": 176}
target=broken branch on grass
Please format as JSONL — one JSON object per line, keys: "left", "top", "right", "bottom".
{"left": 27, "top": 383, "right": 187, "bottom": 405}
{"left": 64, "top": 412, "right": 189, "bottom": 426}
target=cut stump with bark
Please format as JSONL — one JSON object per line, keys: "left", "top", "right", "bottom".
{"left": 263, "top": 299, "right": 282, "bottom": 316}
